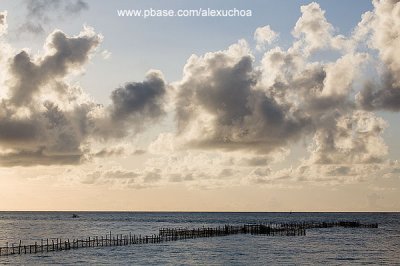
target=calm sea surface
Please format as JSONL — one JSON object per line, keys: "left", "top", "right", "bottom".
{"left": 0, "top": 212, "right": 398, "bottom": 265}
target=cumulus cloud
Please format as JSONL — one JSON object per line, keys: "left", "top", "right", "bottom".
{"left": 244, "top": 108, "right": 392, "bottom": 186}
{"left": 309, "top": 111, "right": 388, "bottom": 165}
{"left": 0, "top": 99, "right": 94, "bottom": 166}
{"left": 371, "top": 0, "right": 400, "bottom": 85}
{"left": 0, "top": 27, "right": 102, "bottom": 166}
{"left": 0, "top": 25, "right": 168, "bottom": 166}
{"left": 254, "top": 25, "right": 278, "bottom": 51}
{"left": 322, "top": 53, "right": 368, "bottom": 97}
{"left": 357, "top": 0, "right": 400, "bottom": 111}
{"left": 174, "top": 40, "right": 311, "bottom": 154}
{"left": 147, "top": 1, "right": 398, "bottom": 188}
{"left": 172, "top": 21, "right": 366, "bottom": 158}
{"left": 292, "top": 2, "right": 334, "bottom": 55}
{"left": 20, "top": 0, "right": 88, "bottom": 34}
{"left": 8, "top": 27, "right": 101, "bottom": 106}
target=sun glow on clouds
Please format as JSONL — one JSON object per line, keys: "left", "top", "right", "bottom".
{"left": 0, "top": 0, "right": 400, "bottom": 211}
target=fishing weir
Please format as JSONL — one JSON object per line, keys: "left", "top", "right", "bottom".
{"left": 0, "top": 221, "right": 378, "bottom": 257}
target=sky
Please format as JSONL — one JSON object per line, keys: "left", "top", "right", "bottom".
{"left": 0, "top": 0, "right": 399, "bottom": 211}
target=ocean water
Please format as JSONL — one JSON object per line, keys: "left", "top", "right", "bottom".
{"left": 0, "top": 212, "right": 399, "bottom": 265}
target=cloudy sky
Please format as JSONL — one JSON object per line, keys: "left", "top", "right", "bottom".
{"left": 0, "top": 0, "right": 399, "bottom": 211}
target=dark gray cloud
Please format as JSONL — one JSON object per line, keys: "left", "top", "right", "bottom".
{"left": 94, "top": 71, "right": 167, "bottom": 139}
{"left": 0, "top": 12, "right": 5, "bottom": 27}
{"left": 9, "top": 29, "right": 101, "bottom": 106}
{"left": 20, "top": 0, "right": 88, "bottom": 34}
{"left": 0, "top": 115, "right": 41, "bottom": 148}
{"left": 92, "top": 147, "right": 125, "bottom": 158}
{"left": 0, "top": 100, "right": 93, "bottom": 166}
{"left": 357, "top": 74, "right": 400, "bottom": 111}
{"left": 110, "top": 71, "right": 166, "bottom": 122}
{"left": 0, "top": 148, "right": 82, "bottom": 167}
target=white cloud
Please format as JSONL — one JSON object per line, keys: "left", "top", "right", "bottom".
{"left": 292, "top": 2, "right": 334, "bottom": 55}
{"left": 254, "top": 25, "right": 278, "bottom": 51}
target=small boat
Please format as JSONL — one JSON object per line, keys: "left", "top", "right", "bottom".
{"left": 72, "top": 213, "right": 79, "bottom": 218}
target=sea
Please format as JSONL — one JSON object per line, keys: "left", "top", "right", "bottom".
{"left": 0, "top": 212, "right": 399, "bottom": 265}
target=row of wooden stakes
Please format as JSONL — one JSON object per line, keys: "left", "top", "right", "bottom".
{"left": 0, "top": 221, "right": 378, "bottom": 257}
